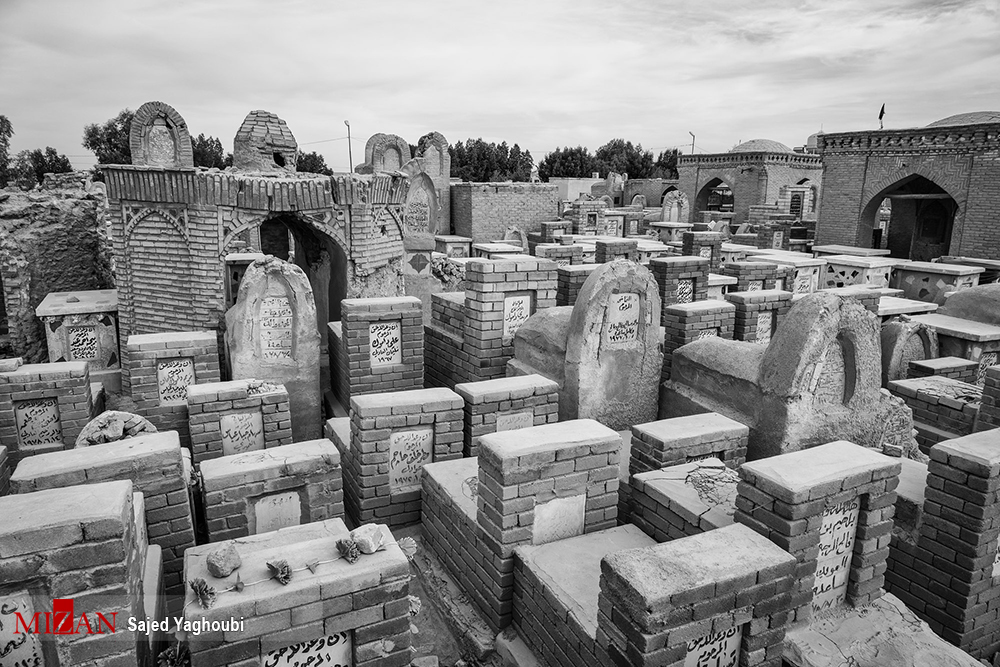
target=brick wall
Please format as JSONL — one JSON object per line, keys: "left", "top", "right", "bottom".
{"left": 200, "top": 438, "right": 343, "bottom": 542}
{"left": 723, "top": 261, "right": 780, "bottom": 291}
{"left": 908, "top": 357, "right": 979, "bottom": 385}
{"left": 0, "top": 445, "right": 8, "bottom": 495}
{"left": 888, "top": 376, "right": 981, "bottom": 451}
{"left": 661, "top": 300, "right": 736, "bottom": 382}
{"left": 454, "top": 374, "right": 560, "bottom": 457}
{"left": 630, "top": 412, "right": 749, "bottom": 476}
{"left": 534, "top": 243, "right": 583, "bottom": 268}
{"left": 555, "top": 264, "right": 598, "bottom": 306}
{"left": 725, "top": 289, "right": 793, "bottom": 344}
{"left": 186, "top": 379, "right": 292, "bottom": 465}
{"left": 975, "top": 365, "right": 1000, "bottom": 431}
{"left": 451, "top": 182, "right": 560, "bottom": 242}
{"left": 630, "top": 460, "right": 739, "bottom": 540}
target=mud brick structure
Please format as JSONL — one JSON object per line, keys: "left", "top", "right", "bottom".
{"left": 0, "top": 480, "right": 148, "bottom": 667}
{"left": 598, "top": 523, "right": 797, "bottom": 667}
{"left": 0, "top": 359, "right": 95, "bottom": 463}
{"left": 660, "top": 299, "right": 736, "bottom": 381}
{"left": 629, "top": 459, "right": 739, "bottom": 540}
{"left": 735, "top": 441, "right": 901, "bottom": 623}
{"left": 344, "top": 387, "right": 462, "bottom": 527}
{"left": 649, "top": 255, "right": 710, "bottom": 320}
{"left": 186, "top": 378, "right": 292, "bottom": 465}
{"left": 682, "top": 230, "right": 723, "bottom": 270}
{"left": 329, "top": 296, "right": 424, "bottom": 406}
{"left": 881, "top": 319, "right": 939, "bottom": 385}
{"left": 199, "top": 438, "right": 343, "bottom": 542}
{"left": 451, "top": 182, "right": 559, "bottom": 242}
{"left": 10, "top": 430, "right": 194, "bottom": 612}
{"left": 183, "top": 519, "right": 411, "bottom": 667}
{"left": 534, "top": 242, "right": 583, "bottom": 268}
{"left": 908, "top": 356, "right": 980, "bottom": 384}
{"left": 885, "top": 429, "right": 1000, "bottom": 659}
{"left": 422, "top": 419, "right": 620, "bottom": 632}
{"left": 726, "top": 289, "right": 793, "bottom": 344}
{"left": 454, "top": 374, "right": 560, "bottom": 457}
{"left": 425, "top": 257, "right": 557, "bottom": 387}
{"left": 723, "top": 260, "right": 780, "bottom": 291}
{"left": 555, "top": 264, "right": 598, "bottom": 306}
{"left": 126, "top": 330, "right": 221, "bottom": 444}
{"left": 976, "top": 365, "right": 1000, "bottom": 431}
{"left": 630, "top": 412, "right": 749, "bottom": 476}
{"left": 563, "top": 199, "right": 606, "bottom": 235}
{"left": 888, "top": 375, "right": 981, "bottom": 450}
{"left": 593, "top": 238, "right": 638, "bottom": 263}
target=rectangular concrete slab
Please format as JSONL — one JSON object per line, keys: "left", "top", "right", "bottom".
{"left": 35, "top": 289, "right": 119, "bottom": 316}
{"left": 423, "top": 457, "right": 479, "bottom": 524}
{"left": 933, "top": 428, "right": 1000, "bottom": 477}
{"left": 633, "top": 413, "right": 749, "bottom": 448}
{"left": 812, "top": 245, "right": 892, "bottom": 257}
{"left": 633, "top": 458, "right": 738, "bottom": 530}
{"left": 480, "top": 419, "right": 619, "bottom": 460}
{"left": 199, "top": 438, "right": 341, "bottom": 487}
{"left": 910, "top": 314, "right": 1000, "bottom": 342}
{"left": 454, "top": 374, "right": 559, "bottom": 404}
{"left": 877, "top": 296, "right": 938, "bottom": 317}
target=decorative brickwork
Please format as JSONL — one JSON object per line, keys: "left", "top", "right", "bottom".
{"left": 186, "top": 379, "right": 293, "bottom": 465}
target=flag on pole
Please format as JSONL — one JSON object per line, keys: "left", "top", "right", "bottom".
{"left": 879, "top": 104, "right": 885, "bottom": 129}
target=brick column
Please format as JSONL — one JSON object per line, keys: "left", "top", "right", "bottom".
{"left": 661, "top": 300, "right": 736, "bottom": 382}
{"left": 649, "top": 256, "right": 710, "bottom": 322}
{"left": 723, "top": 261, "right": 779, "bottom": 291}
{"left": 725, "top": 289, "right": 793, "bottom": 344}
{"left": 556, "top": 264, "right": 599, "bottom": 306}
{"left": 975, "top": 365, "right": 1000, "bottom": 431}
{"left": 454, "top": 374, "right": 559, "bottom": 456}
{"left": 682, "top": 231, "right": 723, "bottom": 270}
{"left": 594, "top": 239, "right": 639, "bottom": 263}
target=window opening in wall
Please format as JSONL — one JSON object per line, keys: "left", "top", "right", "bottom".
{"left": 273, "top": 152, "right": 286, "bottom": 167}
{"left": 789, "top": 193, "right": 803, "bottom": 218}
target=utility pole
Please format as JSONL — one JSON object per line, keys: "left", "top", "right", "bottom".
{"left": 344, "top": 120, "right": 353, "bottom": 172}
{"left": 688, "top": 131, "right": 696, "bottom": 155}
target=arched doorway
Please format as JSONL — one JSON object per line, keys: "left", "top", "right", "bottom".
{"left": 695, "top": 178, "right": 734, "bottom": 213}
{"left": 258, "top": 213, "right": 348, "bottom": 342}
{"left": 660, "top": 186, "right": 678, "bottom": 206}
{"left": 861, "top": 176, "right": 957, "bottom": 261}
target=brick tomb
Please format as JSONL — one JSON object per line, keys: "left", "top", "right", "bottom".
{"left": 186, "top": 379, "right": 293, "bottom": 465}
{"left": 888, "top": 375, "right": 981, "bottom": 451}
{"left": 822, "top": 255, "right": 896, "bottom": 289}
{"left": 649, "top": 255, "right": 710, "bottom": 319}
{"left": 682, "top": 230, "right": 723, "bottom": 271}
{"left": 182, "top": 519, "right": 411, "bottom": 667}
{"left": 890, "top": 260, "right": 983, "bottom": 305}
{"left": 555, "top": 264, "right": 599, "bottom": 306}
{"left": 725, "top": 289, "right": 793, "bottom": 345}
{"left": 660, "top": 300, "right": 736, "bottom": 382}
{"left": 199, "top": 438, "right": 343, "bottom": 542}
{"left": 629, "top": 458, "right": 740, "bottom": 541}
{"left": 454, "top": 374, "right": 559, "bottom": 457}
{"left": 747, "top": 252, "right": 827, "bottom": 294}
{"left": 910, "top": 312, "right": 1000, "bottom": 387}
{"left": 36, "top": 288, "right": 121, "bottom": 391}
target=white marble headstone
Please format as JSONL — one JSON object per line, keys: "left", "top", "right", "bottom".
{"left": 388, "top": 428, "right": 434, "bottom": 493}
{"left": 157, "top": 357, "right": 195, "bottom": 406}
{"left": 369, "top": 321, "right": 402, "bottom": 367}
{"left": 220, "top": 411, "right": 265, "bottom": 455}
{"left": 260, "top": 295, "right": 294, "bottom": 361}
{"left": 502, "top": 294, "right": 533, "bottom": 345}
{"left": 812, "top": 497, "right": 860, "bottom": 613}
{"left": 604, "top": 292, "right": 640, "bottom": 347}
{"left": 532, "top": 494, "right": 586, "bottom": 545}
{"left": 0, "top": 591, "right": 44, "bottom": 667}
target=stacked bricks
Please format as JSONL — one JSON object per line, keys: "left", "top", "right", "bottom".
{"left": 735, "top": 441, "right": 901, "bottom": 624}
{"left": 454, "top": 374, "right": 560, "bottom": 457}
{"left": 598, "top": 523, "right": 797, "bottom": 667}
{"left": 661, "top": 300, "right": 736, "bottom": 381}
{"left": 0, "top": 480, "right": 148, "bottom": 667}
{"left": 451, "top": 182, "right": 560, "bottom": 242}
{"left": 888, "top": 376, "right": 980, "bottom": 450}
{"left": 630, "top": 412, "right": 749, "bottom": 476}
{"left": 425, "top": 257, "right": 557, "bottom": 387}
{"left": 630, "top": 459, "right": 740, "bottom": 540}
{"left": 329, "top": 296, "right": 424, "bottom": 407}
{"left": 535, "top": 242, "right": 583, "bottom": 267}
{"left": 682, "top": 230, "right": 723, "bottom": 271}
{"left": 773, "top": 264, "right": 795, "bottom": 291}
{"left": 594, "top": 239, "right": 639, "bottom": 263}
{"left": 649, "top": 255, "right": 710, "bottom": 318}
{"left": 0, "top": 359, "right": 93, "bottom": 463}
{"left": 909, "top": 357, "right": 980, "bottom": 385}
{"left": 883, "top": 429, "right": 1000, "bottom": 659}
{"left": 346, "top": 388, "right": 463, "bottom": 527}
{"left": 127, "top": 330, "right": 222, "bottom": 446}
{"left": 186, "top": 379, "right": 293, "bottom": 465}
{"left": 0, "top": 445, "right": 8, "bottom": 495}
{"left": 10, "top": 430, "right": 195, "bottom": 613}
{"left": 526, "top": 220, "right": 572, "bottom": 254}
{"left": 565, "top": 200, "right": 606, "bottom": 235}
{"left": 976, "top": 365, "right": 1000, "bottom": 431}
{"left": 756, "top": 222, "right": 794, "bottom": 250}
{"left": 199, "top": 438, "right": 343, "bottom": 542}
{"left": 726, "top": 289, "right": 793, "bottom": 344}
{"left": 556, "top": 264, "right": 599, "bottom": 306}
{"left": 723, "top": 261, "right": 779, "bottom": 291}
{"left": 183, "top": 519, "right": 412, "bottom": 667}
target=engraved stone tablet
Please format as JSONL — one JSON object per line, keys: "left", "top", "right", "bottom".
{"left": 389, "top": 428, "right": 433, "bottom": 493}
{"left": 220, "top": 411, "right": 265, "bottom": 456}
{"left": 260, "top": 295, "right": 294, "bottom": 361}
{"left": 14, "top": 397, "right": 62, "bottom": 448}
{"left": 756, "top": 312, "right": 773, "bottom": 346}
{"left": 676, "top": 279, "right": 694, "bottom": 304}
{"left": 502, "top": 294, "right": 532, "bottom": 345}
{"left": 978, "top": 352, "right": 998, "bottom": 386}
{"left": 496, "top": 411, "right": 533, "bottom": 432}
{"left": 698, "top": 328, "right": 719, "bottom": 339}
{"left": 772, "top": 231, "right": 784, "bottom": 249}
{"left": 747, "top": 280, "right": 763, "bottom": 291}
{"left": 262, "top": 631, "right": 352, "bottom": 667}
{"left": 698, "top": 246, "right": 712, "bottom": 259}
{"left": 68, "top": 325, "right": 98, "bottom": 361}
{"left": 369, "top": 321, "right": 402, "bottom": 367}
{"left": 157, "top": 357, "right": 195, "bottom": 406}
{"left": 254, "top": 491, "right": 301, "bottom": 534}
{"left": 0, "top": 591, "right": 44, "bottom": 667}
{"left": 604, "top": 293, "right": 640, "bottom": 346}
{"left": 684, "top": 625, "right": 742, "bottom": 667}
{"left": 794, "top": 274, "right": 813, "bottom": 294}
{"left": 532, "top": 494, "right": 586, "bottom": 545}
{"left": 813, "top": 497, "right": 860, "bottom": 612}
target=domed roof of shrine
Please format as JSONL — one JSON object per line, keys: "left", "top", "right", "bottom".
{"left": 729, "top": 139, "right": 794, "bottom": 154}
{"left": 927, "top": 111, "right": 1000, "bottom": 127}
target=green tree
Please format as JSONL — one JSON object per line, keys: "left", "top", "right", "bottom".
{"left": 191, "top": 134, "right": 232, "bottom": 169}
{"left": 653, "top": 148, "right": 680, "bottom": 179}
{"left": 296, "top": 150, "right": 333, "bottom": 175}
{"left": 594, "top": 139, "right": 655, "bottom": 178}
{"left": 82, "top": 109, "right": 134, "bottom": 165}
{"left": 0, "top": 115, "right": 13, "bottom": 188}
{"left": 9, "top": 147, "right": 73, "bottom": 189}
{"left": 537, "top": 146, "right": 602, "bottom": 181}
{"left": 449, "top": 138, "right": 533, "bottom": 182}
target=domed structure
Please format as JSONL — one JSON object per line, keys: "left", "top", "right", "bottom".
{"left": 927, "top": 111, "right": 1000, "bottom": 128}
{"left": 729, "top": 139, "right": 794, "bottom": 154}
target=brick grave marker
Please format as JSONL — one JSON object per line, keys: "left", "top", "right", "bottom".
{"left": 186, "top": 379, "right": 293, "bottom": 465}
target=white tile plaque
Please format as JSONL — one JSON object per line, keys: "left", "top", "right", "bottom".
{"left": 698, "top": 246, "right": 712, "bottom": 259}
{"left": 389, "top": 428, "right": 433, "bottom": 493}
{"left": 747, "top": 280, "right": 763, "bottom": 291}
{"left": 604, "top": 293, "right": 640, "bottom": 346}
{"left": 772, "top": 231, "right": 784, "bottom": 249}
{"left": 0, "top": 591, "right": 44, "bottom": 667}
{"left": 262, "top": 631, "right": 351, "bottom": 667}
{"left": 67, "top": 325, "right": 98, "bottom": 361}
{"left": 254, "top": 491, "right": 301, "bottom": 534}
{"left": 14, "top": 397, "right": 62, "bottom": 448}
{"left": 220, "top": 411, "right": 265, "bottom": 456}
{"left": 496, "top": 411, "right": 533, "bottom": 432}
{"left": 260, "top": 295, "right": 293, "bottom": 361}
{"left": 502, "top": 294, "right": 532, "bottom": 345}
{"left": 676, "top": 279, "right": 694, "bottom": 304}
{"left": 684, "top": 625, "right": 742, "bottom": 667}
{"left": 369, "top": 321, "right": 402, "bottom": 367}
{"left": 755, "top": 312, "right": 774, "bottom": 346}
{"left": 532, "top": 494, "right": 586, "bottom": 545}
{"left": 813, "top": 497, "right": 860, "bottom": 613}
{"left": 157, "top": 357, "right": 195, "bottom": 406}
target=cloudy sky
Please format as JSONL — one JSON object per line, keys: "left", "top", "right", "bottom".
{"left": 1, "top": 0, "right": 997, "bottom": 171}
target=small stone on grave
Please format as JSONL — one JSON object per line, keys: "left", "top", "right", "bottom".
{"left": 350, "top": 523, "right": 386, "bottom": 554}
{"left": 206, "top": 543, "right": 242, "bottom": 578}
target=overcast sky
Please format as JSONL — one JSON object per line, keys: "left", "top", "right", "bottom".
{"left": 1, "top": 0, "right": 998, "bottom": 171}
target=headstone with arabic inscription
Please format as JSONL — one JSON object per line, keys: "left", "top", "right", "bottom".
{"left": 253, "top": 490, "right": 301, "bottom": 534}
{"left": 157, "top": 358, "right": 195, "bottom": 406}
{"left": 226, "top": 256, "right": 321, "bottom": 440}
{"left": 502, "top": 293, "right": 533, "bottom": 345}
{"left": 261, "top": 631, "right": 351, "bottom": 667}
{"left": 388, "top": 428, "right": 433, "bottom": 493}
{"left": 0, "top": 591, "right": 44, "bottom": 667}
{"left": 220, "top": 411, "right": 265, "bottom": 456}
{"left": 14, "top": 397, "right": 63, "bottom": 449}
{"left": 813, "top": 497, "right": 860, "bottom": 613}
{"left": 369, "top": 321, "right": 402, "bottom": 367}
